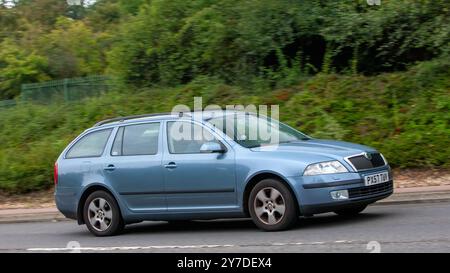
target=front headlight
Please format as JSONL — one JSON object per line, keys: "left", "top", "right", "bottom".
{"left": 303, "top": 160, "right": 348, "bottom": 176}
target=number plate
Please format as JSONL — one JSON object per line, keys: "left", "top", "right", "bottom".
{"left": 364, "top": 172, "right": 389, "bottom": 186}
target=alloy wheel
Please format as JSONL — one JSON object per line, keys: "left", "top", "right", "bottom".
{"left": 87, "top": 197, "right": 113, "bottom": 232}
{"left": 253, "top": 187, "right": 286, "bottom": 225}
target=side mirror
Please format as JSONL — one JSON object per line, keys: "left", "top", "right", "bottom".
{"left": 200, "top": 142, "right": 226, "bottom": 153}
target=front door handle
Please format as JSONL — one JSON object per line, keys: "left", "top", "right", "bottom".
{"left": 164, "top": 162, "right": 177, "bottom": 169}
{"left": 104, "top": 164, "right": 116, "bottom": 171}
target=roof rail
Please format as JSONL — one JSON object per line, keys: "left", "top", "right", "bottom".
{"left": 93, "top": 109, "right": 249, "bottom": 127}
{"left": 93, "top": 112, "right": 188, "bottom": 127}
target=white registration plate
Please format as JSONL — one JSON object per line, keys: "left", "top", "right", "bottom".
{"left": 364, "top": 172, "right": 389, "bottom": 186}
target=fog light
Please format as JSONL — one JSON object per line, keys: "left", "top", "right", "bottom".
{"left": 330, "top": 190, "right": 349, "bottom": 200}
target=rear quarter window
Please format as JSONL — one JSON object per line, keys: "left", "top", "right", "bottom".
{"left": 66, "top": 129, "right": 112, "bottom": 159}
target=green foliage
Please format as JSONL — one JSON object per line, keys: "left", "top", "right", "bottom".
{"left": 1, "top": 0, "right": 448, "bottom": 97}
{"left": 13, "top": 0, "right": 69, "bottom": 29}
{"left": 85, "top": 0, "right": 122, "bottom": 31}
{"left": 107, "top": 0, "right": 308, "bottom": 85}
{"left": 0, "top": 39, "right": 50, "bottom": 99}
{"left": 36, "top": 17, "right": 106, "bottom": 78}
{"left": 107, "top": 0, "right": 450, "bottom": 86}
{"left": 0, "top": 0, "right": 448, "bottom": 193}
{"left": 0, "top": 61, "right": 448, "bottom": 193}
{"left": 320, "top": 0, "right": 450, "bottom": 73}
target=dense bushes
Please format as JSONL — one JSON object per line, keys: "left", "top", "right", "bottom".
{"left": 1, "top": 0, "right": 449, "bottom": 99}
{"left": 108, "top": 0, "right": 450, "bottom": 86}
{"left": 0, "top": 1, "right": 448, "bottom": 194}
{"left": 0, "top": 60, "right": 448, "bottom": 193}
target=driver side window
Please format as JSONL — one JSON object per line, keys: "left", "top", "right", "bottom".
{"left": 167, "top": 121, "right": 220, "bottom": 154}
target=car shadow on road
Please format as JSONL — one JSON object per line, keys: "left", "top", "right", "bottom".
{"left": 121, "top": 211, "right": 391, "bottom": 235}
{"left": 297, "top": 212, "right": 390, "bottom": 229}
{"left": 123, "top": 218, "right": 257, "bottom": 234}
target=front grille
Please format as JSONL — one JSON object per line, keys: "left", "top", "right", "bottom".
{"left": 348, "top": 181, "right": 393, "bottom": 198}
{"left": 347, "top": 153, "right": 385, "bottom": 171}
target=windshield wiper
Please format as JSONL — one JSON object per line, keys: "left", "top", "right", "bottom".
{"left": 246, "top": 138, "right": 309, "bottom": 148}
{"left": 246, "top": 144, "right": 261, "bottom": 148}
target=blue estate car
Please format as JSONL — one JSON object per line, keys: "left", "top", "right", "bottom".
{"left": 54, "top": 111, "right": 393, "bottom": 236}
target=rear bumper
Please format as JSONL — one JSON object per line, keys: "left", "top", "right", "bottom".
{"left": 54, "top": 187, "right": 78, "bottom": 220}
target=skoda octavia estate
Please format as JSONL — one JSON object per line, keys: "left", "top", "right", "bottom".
{"left": 55, "top": 111, "right": 393, "bottom": 236}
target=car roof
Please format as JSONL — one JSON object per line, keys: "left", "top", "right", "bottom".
{"left": 89, "top": 110, "right": 250, "bottom": 131}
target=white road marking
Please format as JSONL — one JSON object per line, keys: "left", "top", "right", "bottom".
{"left": 27, "top": 240, "right": 356, "bottom": 252}
{"left": 335, "top": 240, "right": 351, "bottom": 243}
{"left": 28, "top": 244, "right": 236, "bottom": 252}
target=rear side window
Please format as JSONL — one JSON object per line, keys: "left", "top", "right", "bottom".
{"left": 66, "top": 129, "right": 112, "bottom": 159}
{"left": 111, "top": 123, "right": 160, "bottom": 156}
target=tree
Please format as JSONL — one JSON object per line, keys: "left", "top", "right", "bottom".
{"left": 13, "top": 0, "right": 69, "bottom": 29}
{"left": 0, "top": 39, "right": 49, "bottom": 99}
{"left": 37, "top": 17, "right": 105, "bottom": 78}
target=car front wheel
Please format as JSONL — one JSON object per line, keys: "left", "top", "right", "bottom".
{"left": 83, "top": 190, "right": 124, "bottom": 236}
{"left": 248, "top": 179, "right": 298, "bottom": 231}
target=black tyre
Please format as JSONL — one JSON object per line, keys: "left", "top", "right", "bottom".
{"left": 248, "top": 179, "right": 298, "bottom": 231}
{"left": 333, "top": 205, "right": 367, "bottom": 216}
{"left": 83, "top": 190, "right": 124, "bottom": 236}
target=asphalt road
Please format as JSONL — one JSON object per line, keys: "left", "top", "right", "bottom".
{"left": 1, "top": 202, "right": 449, "bottom": 253}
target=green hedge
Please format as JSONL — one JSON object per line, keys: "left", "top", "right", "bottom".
{"left": 0, "top": 60, "right": 448, "bottom": 193}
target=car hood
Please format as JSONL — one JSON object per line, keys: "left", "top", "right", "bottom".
{"left": 250, "top": 139, "right": 377, "bottom": 159}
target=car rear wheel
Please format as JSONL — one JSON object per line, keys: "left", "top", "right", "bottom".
{"left": 83, "top": 191, "right": 124, "bottom": 236}
{"left": 333, "top": 205, "right": 367, "bottom": 216}
{"left": 248, "top": 179, "right": 298, "bottom": 231}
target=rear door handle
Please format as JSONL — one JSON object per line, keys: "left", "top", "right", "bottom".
{"left": 164, "top": 162, "right": 177, "bottom": 169}
{"left": 104, "top": 164, "right": 116, "bottom": 171}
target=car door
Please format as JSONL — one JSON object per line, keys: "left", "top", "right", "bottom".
{"left": 103, "top": 122, "right": 165, "bottom": 213}
{"left": 163, "top": 120, "right": 237, "bottom": 212}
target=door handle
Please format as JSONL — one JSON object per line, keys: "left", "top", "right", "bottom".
{"left": 164, "top": 162, "right": 177, "bottom": 169}
{"left": 104, "top": 164, "right": 116, "bottom": 171}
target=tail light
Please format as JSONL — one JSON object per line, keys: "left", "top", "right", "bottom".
{"left": 54, "top": 162, "right": 58, "bottom": 186}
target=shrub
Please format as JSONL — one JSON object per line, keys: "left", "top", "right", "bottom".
{"left": 0, "top": 60, "right": 448, "bottom": 193}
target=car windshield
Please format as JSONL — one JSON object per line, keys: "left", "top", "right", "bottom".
{"left": 208, "top": 113, "right": 310, "bottom": 148}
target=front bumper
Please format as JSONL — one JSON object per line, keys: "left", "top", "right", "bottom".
{"left": 300, "top": 183, "right": 392, "bottom": 214}
{"left": 288, "top": 166, "right": 393, "bottom": 215}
